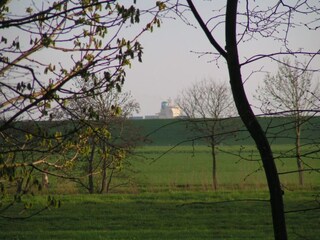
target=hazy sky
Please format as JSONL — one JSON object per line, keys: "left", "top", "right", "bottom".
{"left": 7, "top": 1, "right": 319, "bottom": 118}
{"left": 123, "top": 1, "right": 320, "bottom": 116}
{"left": 124, "top": 2, "right": 229, "bottom": 116}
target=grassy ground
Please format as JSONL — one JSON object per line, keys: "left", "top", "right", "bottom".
{"left": 1, "top": 191, "right": 319, "bottom": 240}
{"left": 130, "top": 145, "right": 320, "bottom": 192}
{"left": 1, "top": 140, "right": 319, "bottom": 239}
{"left": 44, "top": 144, "right": 320, "bottom": 194}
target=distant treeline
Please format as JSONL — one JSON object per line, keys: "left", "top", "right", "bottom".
{"left": 128, "top": 117, "right": 320, "bottom": 146}
{"left": 2, "top": 116, "right": 320, "bottom": 146}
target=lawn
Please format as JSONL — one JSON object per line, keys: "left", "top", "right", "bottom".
{"left": 0, "top": 191, "right": 319, "bottom": 240}
{"left": 1, "top": 121, "right": 320, "bottom": 239}
{"left": 130, "top": 145, "right": 320, "bottom": 192}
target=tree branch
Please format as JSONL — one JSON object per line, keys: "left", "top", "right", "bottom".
{"left": 186, "top": 0, "right": 227, "bottom": 59}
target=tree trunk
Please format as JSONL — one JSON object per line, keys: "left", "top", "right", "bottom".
{"left": 225, "top": 1, "right": 287, "bottom": 239}
{"left": 295, "top": 117, "right": 304, "bottom": 185}
{"left": 100, "top": 157, "right": 108, "bottom": 194}
{"left": 186, "top": 0, "right": 287, "bottom": 238}
{"left": 211, "top": 138, "right": 217, "bottom": 191}
{"left": 88, "top": 141, "right": 96, "bottom": 194}
{"left": 106, "top": 169, "right": 114, "bottom": 193}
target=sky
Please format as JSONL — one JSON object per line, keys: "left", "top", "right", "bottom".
{"left": 123, "top": 23, "right": 223, "bottom": 116}
{"left": 6, "top": 0, "right": 320, "bottom": 118}
{"left": 122, "top": 1, "right": 320, "bottom": 117}
{"left": 124, "top": 2, "right": 230, "bottom": 116}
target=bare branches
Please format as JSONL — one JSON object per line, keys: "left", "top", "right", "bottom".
{"left": 0, "top": 0, "right": 164, "bottom": 216}
{"left": 176, "top": 79, "right": 235, "bottom": 119}
{"left": 0, "top": 0, "right": 159, "bottom": 129}
{"left": 256, "top": 58, "right": 320, "bottom": 115}
{"left": 186, "top": 0, "right": 227, "bottom": 59}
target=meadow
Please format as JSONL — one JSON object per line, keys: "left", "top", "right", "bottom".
{"left": 1, "top": 191, "right": 319, "bottom": 240}
{"left": 131, "top": 145, "right": 320, "bottom": 192}
{"left": 1, "top": 118, "right": 320, "bottom": 239}
{"left": 1, "top": 143, "right": 319, "bottom": 240}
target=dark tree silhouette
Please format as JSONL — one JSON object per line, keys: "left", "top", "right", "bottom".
{"left": 176, "top": 78, "right": 236, "bottom": 190}
{"left": 167, "top": 0, "right": 320, "bottom": 239}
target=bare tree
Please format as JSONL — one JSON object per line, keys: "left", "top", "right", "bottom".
{"left": 256, "top": 58, "right": 320, "bottom": 186}
{"left": 163, "top": 0, "right": 320, "bottom": 239}
{"left": 176, "top": 78, "right": 236, "bottom": 190}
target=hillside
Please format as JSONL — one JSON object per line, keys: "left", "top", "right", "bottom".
{"left": 130, "top": 117, "right": 320, "bottom": 146}
{"left": 2, "top": 116, "right": 320, "bottom": 147}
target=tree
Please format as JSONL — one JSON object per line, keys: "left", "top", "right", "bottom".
{"left": 182, "top": 1, "right": 286, "bottom": 237}
{"left": 256, "top": 58, "right": 320, "bottom": 186}
{"left": 167, "top": 1, "right": 320, "bottom": 239}
{"left": 0, "top": 0, "right": 162, "bottom": 215}
{"left": 176, "top": 78, "right": 236, "bottom": 190}
{"left": 55, "top": 76, "right": 142, "bottom": 194}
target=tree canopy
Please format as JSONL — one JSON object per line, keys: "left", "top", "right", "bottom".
{"left": 0, "top": 0, "right": 163, "bottom": 216}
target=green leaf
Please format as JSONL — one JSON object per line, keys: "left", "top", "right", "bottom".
{"left": 135, "top": 9, "right": 140, "bottom": 23}
{"left": 156, "top": 1, "right": 166, "bottom": 11}
{"left": 116, "top": 83, "right": 121, "bottom": 92}
{"left": 24, "top": 202, "right": 33, "bottom": 209}
{"left": 42, "top": 34, "right": 53, "bottom": 48}
{"left": 104, "top": 71, "right": 111, "bottom": 81}
{"left": 1, "top": 36, "right": 7, "bottom": 44}
{"left": 26, "top": 7, "right": 33, "bottom": 14}
{"left": 53, "top": 2, "right": 62, "bottom": 11}
{"left": 84, "top": 54, "right": 94, "bottom": 62}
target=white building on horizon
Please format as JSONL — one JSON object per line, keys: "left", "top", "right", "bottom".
{"left": 158, "top": 99, "right": 182, "bottom": 119}
{"left": 130, "top": 99, "right": 183, "bottom": 119}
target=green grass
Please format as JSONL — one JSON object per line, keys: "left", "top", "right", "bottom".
{"left": 2, "top": 118, "right": 320, "bottom": 239}
{"left": 1, "top": 144, "right": 319, "bottom": 240}
{"left": 130, "top": 145, "right": 320, "bottom": 192}
{"left": 1, "top": 191, "right": 319, "bottom": 240}
{"left": 41, "top": 144, "right": 320, "bottom": 194}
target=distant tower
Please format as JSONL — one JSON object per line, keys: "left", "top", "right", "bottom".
{"left": 158, "top": 99, "right": 182, "bottom": 119}
{"left": 161, "top": 101, "right": 168, "bottom": 111}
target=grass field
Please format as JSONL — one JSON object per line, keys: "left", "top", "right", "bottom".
{"left": 1, "top": 191, "right": 319, "bottom": 240}
{"left": 2, "top": 118, "right": 320, "bottom": 239}
{"left": 2, "top": 144, "right": 318, "bottom": 239}
{"left": 130, "top": 145, "right": 320, "bottom": 192}
{"left": 45, "top": 144, "right": 320, "bottom": 193}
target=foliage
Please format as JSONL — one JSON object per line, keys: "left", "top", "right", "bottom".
{"left": 0, "top": 0, "right": 164, "bottom": 215}
{"left": 0, "top": 120, "right": 71, "bottom": 217}
{"left": 53, "top": 76, "right": 143, "bottom": 193}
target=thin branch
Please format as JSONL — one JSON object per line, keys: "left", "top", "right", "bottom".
{"left": 177, "top": 198, "right": 269, "bottom": 208}
{"left": 186, "top": 0, "right": 227, "bottom": 59}
{"left": 285, "top": 207, "right": 320, "bottom": 214}
{"left": 278, "top": 168, "right": 320, "bottom": 175}
{"left": 0, "top": 206, "right": 50, "bottom": 220}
